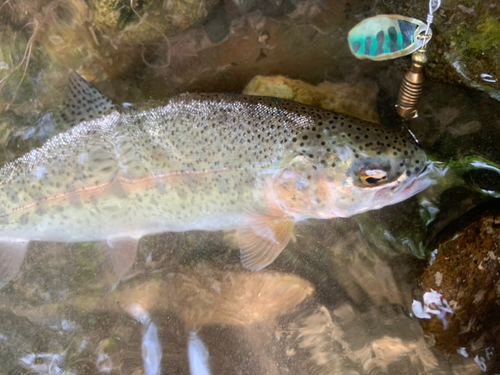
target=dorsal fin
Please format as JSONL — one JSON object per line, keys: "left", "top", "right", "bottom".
{"left": 58, "top": 71, "right": 116, "bottom": 127}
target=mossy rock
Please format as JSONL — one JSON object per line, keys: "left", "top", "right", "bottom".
{"left": 91, "top": 0, "right": 221, "bottom": 44}
{"left": 377, "top": 0, "right": 500, "bottom": 101}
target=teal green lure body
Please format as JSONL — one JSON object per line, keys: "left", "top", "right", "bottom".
{"left": 348, "top": 15, "right": 428, "bottom": 61}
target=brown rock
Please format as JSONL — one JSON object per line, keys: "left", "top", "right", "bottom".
{"left": 418, "top": 201, "right": 500, "bottom": 371}
{"left": 243, "top": 75, "right": 380, "bottom": 124}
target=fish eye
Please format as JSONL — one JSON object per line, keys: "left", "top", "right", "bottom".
{"left": 361, "top": 170, "right": 387, "bottom": 185}
{"left": 354, "top": 161, "right": 391, "bottom": 187}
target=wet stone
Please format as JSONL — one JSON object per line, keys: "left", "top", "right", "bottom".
{"left": 90, "top": 0, "right": 221, "bottom": 44}
{"left": 417, "top": 201, "right": 500, "bottom": 373}
{"left": 243, "top": 75, "right": 380, "bottom": 124}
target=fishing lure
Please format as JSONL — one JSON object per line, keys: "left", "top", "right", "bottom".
{"left": 348, "top": 15, "right": 429, "bottom": 61}
{"left": 347, "top": 0, "right": 441, "bottom": 119}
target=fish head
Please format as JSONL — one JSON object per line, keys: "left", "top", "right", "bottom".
{"left": 270, "top": 118, "right": 436, "bottom": 219}
{"left": 318, "top": 142, "right": 431, "bottom": 218}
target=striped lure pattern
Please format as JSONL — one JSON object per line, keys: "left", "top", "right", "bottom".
{"left": 348, "top": 15, "right": 428, "bottom": 61}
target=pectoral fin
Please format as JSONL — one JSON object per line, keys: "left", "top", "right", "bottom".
{"left": 237, "top": 215, "right": 295, "bottom": 271}
{"left": 104, "top": 236, "right": 139, "bottom": 284}
{"left": 0, "top": 238, "right": 29, "bottom": 289}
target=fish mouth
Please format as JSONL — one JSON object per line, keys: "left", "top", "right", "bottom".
{"left": 417, "top": 162, "right": 429, "bottom": 176}
{"left": 371, "top": 160, "right": 446, "bottom": 210}
{"left": 402, "top": 163, "right": 428, "bottom": 193}
{"left": 375, "top": 162, "right": 433, "bottom": 204}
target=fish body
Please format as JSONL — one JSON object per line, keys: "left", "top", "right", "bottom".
{"left": 0, "top": 74, "right": 432, "bottom": 286}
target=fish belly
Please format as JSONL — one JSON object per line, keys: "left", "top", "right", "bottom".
{"left": 0, "top": 168, "right": 264, "bottom": 243}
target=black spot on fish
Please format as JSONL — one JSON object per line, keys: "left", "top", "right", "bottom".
{"left": 10, "top": 192, "right": 19, "bottom": 203}
{"left": 35, "top": 207, "right": 48, "bottom": 216}
{"left": 0, "top": 210, "right": 9, "bottom": 225}
{"left": 19, "top": 214, "right": 29, "bottom": 225}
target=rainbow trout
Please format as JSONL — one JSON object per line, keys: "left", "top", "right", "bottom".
{"left": 0, "top": 73, "right": 434, "bottom": 288}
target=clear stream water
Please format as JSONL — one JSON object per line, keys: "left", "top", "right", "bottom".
{"left": 0, "top": 0, "right": 500, "bottom": 374}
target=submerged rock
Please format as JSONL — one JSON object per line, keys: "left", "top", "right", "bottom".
{"left": 435, "top": 4, "right": 500, "bottom": 102}
{"left": 417, "top": 201, "right": 500, "bottom": 373}
{"left": 243, "top": 75, "right": 380, "bottom": 124}
{"left": 163, "top": 264, "right": 314, "bottom": 329}
{"left": 90, "top": 0, "right": 220, "bottom": 44}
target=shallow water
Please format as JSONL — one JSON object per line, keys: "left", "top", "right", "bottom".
{"left": 1, "top": 0, "right": 500, "bottom": 374}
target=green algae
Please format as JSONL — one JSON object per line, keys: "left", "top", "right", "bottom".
{"left": 442, "top": 11, "right": 500, "bottom": 100}
{"left": 467, "top": 16, "right": 500, "bottom": 52}
{"left": 0, "top": 26, "right": 43, "bottom": 113}
{"left": 377, "top": 0, "right": 500, "bottom": 101}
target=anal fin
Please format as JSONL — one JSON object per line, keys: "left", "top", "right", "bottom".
{"left": 103, "top": 236, "right": 139, "bottom": 287}
{"left": 0, "top": 238, "right": 29, "bottom": 290}
{"left": 237, "top": 214, "right": 295, "bottom": 271}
